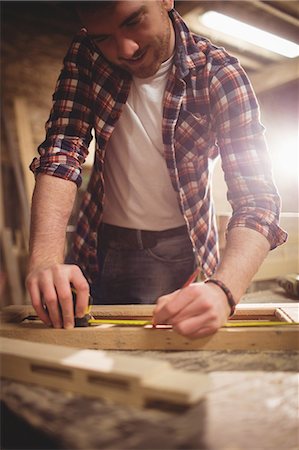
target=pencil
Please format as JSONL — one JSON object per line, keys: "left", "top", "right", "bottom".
{"left": 182, "top": 267, "right": 200, "bottom": 288}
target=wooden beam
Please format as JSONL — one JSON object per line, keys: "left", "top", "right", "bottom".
{"left": 1, "top": 109, "right": 30, "bottom": 242}
{"left": 1, "top": 304, "right": 298, "bottom": 351}
{"left": 182, "top": 8, "right": 282, "bottom": 68}
{"left": 178, "top": 0, "right": 299, "bottom": 43}
{"left": 252, "top": 1, "right": 299, "bottom": 29}
{"left": 251, "top": 57, "right": 299, "bottom": 93}
{"left": 13, "top": 97, "right": 36, "bottom": 206}
{"left": 0, "top": 338, "right": 210, "bottom": 408}
{"left": 0, "top": 228, "right": 24, "bottom": 305}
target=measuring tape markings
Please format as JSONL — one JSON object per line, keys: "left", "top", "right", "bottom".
{"left": 87, "top": 319, "right": 299, "bottom": 327}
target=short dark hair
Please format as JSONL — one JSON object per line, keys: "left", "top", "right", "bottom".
{"left": 75, "top": 1, "right": 117, "bottom": 15}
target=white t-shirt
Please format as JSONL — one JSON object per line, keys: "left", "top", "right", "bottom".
{"left": 102, "top": 55, "right": 185, "bottom": 231}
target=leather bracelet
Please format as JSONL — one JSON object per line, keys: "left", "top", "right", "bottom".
{"left": 204, "top": 278, "right": 236, "bottom": 317}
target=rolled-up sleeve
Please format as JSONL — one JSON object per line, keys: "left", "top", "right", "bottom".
{"left": 210, "top": 60, "right": 287, "bottom": 249}
{"left": 30, "top": 31, "right": 94, "bottom": 188}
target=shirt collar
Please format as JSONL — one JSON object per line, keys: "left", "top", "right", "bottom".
{"left": 170, "top": 9, "right": 207, "bottom": 79}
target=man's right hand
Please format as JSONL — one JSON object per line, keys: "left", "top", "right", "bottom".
{"left": 26, "top": 264, "right": 90, "bottom": 329}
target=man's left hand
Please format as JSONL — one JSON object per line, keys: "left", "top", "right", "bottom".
{"left": 153, "top": 282, "right": 231, "bottom": 338}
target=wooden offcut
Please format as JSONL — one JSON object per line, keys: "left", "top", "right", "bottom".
{"left": 0, "top": 338, "right": 210, "bottom": 408}
{"left": 0, "top": 303, "right": 298, "bottom": 350}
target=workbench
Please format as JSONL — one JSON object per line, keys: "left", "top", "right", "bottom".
{"left": 1, "top": 288, "right": 299, "bottom": 450}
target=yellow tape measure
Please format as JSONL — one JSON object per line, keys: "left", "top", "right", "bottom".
{"left": 88, "top": 319, "right": 152, "bottom": 326}
{"left": 88, "top": 319, "right": 299, "bottom": 327}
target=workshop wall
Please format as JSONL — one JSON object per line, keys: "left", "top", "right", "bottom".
{"left": 2, "top": 2, "right": 298, "bottom": 209}
{"left": 1, "top": 2, "right": 299, "bottom": 207}
{"left": 1, "top": 2, "right": 298, "bottom": 305}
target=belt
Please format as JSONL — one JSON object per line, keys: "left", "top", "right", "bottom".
{"left": 100, "top": 223, "right": 188, "bottom": 249}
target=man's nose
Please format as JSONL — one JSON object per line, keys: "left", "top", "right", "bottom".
{"left": 117, "top": 37, "right": 139, "bottom": 59}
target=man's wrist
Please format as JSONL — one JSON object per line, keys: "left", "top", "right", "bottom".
{"left": 28, "top": 255, "right": 64, "bottom": 273}
{"left": 204, "top": 278, "right": 236, "bottom": 317}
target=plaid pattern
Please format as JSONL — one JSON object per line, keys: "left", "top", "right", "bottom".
{"left": 30, "top": 10, "right": 287, "bottom": 282}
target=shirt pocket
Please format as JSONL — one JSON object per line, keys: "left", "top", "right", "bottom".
{"left": 174, "top": 110, "right": 217, "bottom": 162}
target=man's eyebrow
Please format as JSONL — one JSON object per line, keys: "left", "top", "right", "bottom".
{"left": 88, "top": 6, "right": 147, "bottom": 40}
{"left": 120, "top": 5, "right": 146, "bottom": 27}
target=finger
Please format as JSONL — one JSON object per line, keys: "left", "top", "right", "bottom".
{"left": 172, "top": 312, "right": 216, "bottom": 337}
{"left": 170, "top": 296, "right": 211, "bottom": 326}
{"left": 54, "top": 281, "right": 74, "bottom": 329}
{"left": 69, "top": 266, "right": 90, "bottom": 318}
{"left": 154, "top": 289, "right": 180, "bottom": 311}
{"left": 152, "top": 293, "right": 177, "bottom": 325}
{"left": 51, "top": 265, "right": 76, "bottom": 328}
{"left": 39, "top": 275, "right": 63, "bottom": 328}
{"left": 153, "top": 285, "right": 201, "bottom": 325}
{"left": 172, "top": 314, "right": 206, "bottom": 336}
{"left": 153, "top": 296, "right": 172, "bottom": 320}
{"left": 27, "top": 278, "right": 51, "bottom": 326}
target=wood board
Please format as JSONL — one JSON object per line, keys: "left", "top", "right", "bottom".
{"left": 0, "top": 228, "right": 24, "bottom": 306}
{"left": 1, "top": 303, "right": 298, "bottom": 350}
{"left": 0, "top": 338, "right": 210, "bottom": 408}
{"left": 13, "top": 97, "right": 36, "bottom": 206}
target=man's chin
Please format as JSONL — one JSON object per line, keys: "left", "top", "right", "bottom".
{"left": 123, "top": 63, "right": 160, "bottom": 78}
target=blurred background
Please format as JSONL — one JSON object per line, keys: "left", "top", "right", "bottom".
{"left": 1, "top": 1, "right": 298, "bottom": 305}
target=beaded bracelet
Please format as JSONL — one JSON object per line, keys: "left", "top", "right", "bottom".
{"left": 204, "top": 278, "right": 236, "bottom": 317}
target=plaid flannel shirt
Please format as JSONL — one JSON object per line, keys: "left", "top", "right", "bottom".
{"left": 30, "top": 9, "right": 287, "bottom": 283}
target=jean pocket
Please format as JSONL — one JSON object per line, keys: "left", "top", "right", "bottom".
{"left": 145, "top": 234, "right": 195, "bottom": 263}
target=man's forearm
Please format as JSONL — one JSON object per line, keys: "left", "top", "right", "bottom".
{"left": 29, "top": 174, "right": 77, "bottom": 271}
{"left": 213, "top": 227, "right": 271, "bottom": 302}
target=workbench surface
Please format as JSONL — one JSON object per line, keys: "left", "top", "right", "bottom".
{"left": 1, "top": 289, "right": 298, "bottom": 450}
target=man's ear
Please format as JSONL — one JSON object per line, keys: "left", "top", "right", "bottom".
{"left": 162, "top": 0, "right": 174, "bottom": 12}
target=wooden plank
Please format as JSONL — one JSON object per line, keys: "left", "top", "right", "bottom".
{"left": 0, "top": 228, "right": 24, "bottom": 305}
{"left": 0, "top": 304, "right": 31, "bottom": 323}
{"left": 0, "top": 304, "right": 298, "bottom": 351}
{"left": 0, "top": 322, "right": 297, "bottom": 351}
{"left": 13, "top": 97, "right": 36, "bottom": 206}
{"left": 1, "top": 109, "right": 30, "bottom": 243}
{"left": 0, "top": 303, "right": 289, "bottom": 322}
{"left": 0, "top": 338, "right": 210, "bottom": 407}
{"left": 276, "top": 305, "right": 299, "bottom": 323}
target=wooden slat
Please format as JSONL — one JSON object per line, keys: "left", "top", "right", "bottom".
{"left": 0, "top": 304, "right": 32, "bottom": 323}
{"left": 0, "top": 303, "right": 288, "bottom": 322}
{"left": 0, "top": 228, "right": 24, "bottom": 305}
{"left": 0, "top": 304, "right": 298, "bottom": 351}
{"left": 1, "top": 109, "right": 30, "bottom": 243}
{"left": 0, "top": 338, "right": 210, "bottom": 407}
{"left": 13, "top": 97, "right": 36, "bottom": 206}
{"left": 276, "top": 305, "right": 299, "bottom": 323}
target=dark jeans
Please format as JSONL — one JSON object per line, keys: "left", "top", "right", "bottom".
{"left": 91, "top": 225, "right": 196, "bottom": 304}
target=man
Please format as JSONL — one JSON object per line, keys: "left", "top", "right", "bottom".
{"left": 26, "top": 1, "right": 287, "bottom": 338}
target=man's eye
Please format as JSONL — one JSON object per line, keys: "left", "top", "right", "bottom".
{"left": 127, "top": 15, "right": 144, "bottom": 27}
{"left": 127, "top": 19, "right": 140, "bottom": 26}
{"left": 93, "top": 36, "right": 109, "bottom": 44}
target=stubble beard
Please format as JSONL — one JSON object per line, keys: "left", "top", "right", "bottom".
{"left": 122, "top": 18, "right": 172, "bottom": 78}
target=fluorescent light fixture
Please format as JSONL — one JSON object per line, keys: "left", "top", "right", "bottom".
{"left": 201, "top": 11, "right": 299, "bottom": 58}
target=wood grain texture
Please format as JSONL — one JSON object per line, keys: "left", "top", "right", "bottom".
{"left": 0, "top": 229, "right": 24, "bottom": 306}
{"left": 0, "top": 338, "right": 210, "bottom": 407}
{"left": 1, "top": 371, "right": 298, "bottom": 450}
{"left": 1, "top": 304, "right": 298, "bottom": 350}
{"left": 13, "top": 97, "right": 36, "bottom": 206}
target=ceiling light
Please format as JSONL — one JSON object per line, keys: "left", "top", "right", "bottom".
{"left": 200, "top": 11, "right": 299, "bottom": 58}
